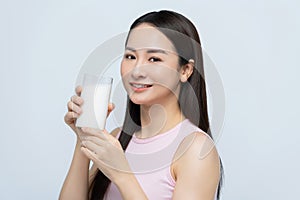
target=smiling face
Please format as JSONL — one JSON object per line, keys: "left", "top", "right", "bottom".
{"left": 121, "top": 23, "right": 183, "bottom": 106}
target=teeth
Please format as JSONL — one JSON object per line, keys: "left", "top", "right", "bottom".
{"left": 131, "top": 83, "right": 152, "bottom": 88}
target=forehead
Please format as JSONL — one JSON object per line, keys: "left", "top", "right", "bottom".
{"left": 126, "top": 24, "right": 176, "bottom": 53}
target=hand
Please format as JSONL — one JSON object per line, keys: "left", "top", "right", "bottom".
{"left": 64, "top": 85, "right": 115, "bottom": 139}
{"left": 80, "top": 127, "right": 132, "bottom": 183}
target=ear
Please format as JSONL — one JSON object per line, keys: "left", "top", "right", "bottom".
{"left": 180, "top": 59, "right": 194, "bottom": 82}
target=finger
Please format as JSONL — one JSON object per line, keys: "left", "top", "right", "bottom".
{"left": 108, "top": 103, "right": 115, "bottom": 112}
{"left": 81, "top": 127, "right": 108, "bottom": 139}
{"left": 75, "top": 85, "right": 83, "bottom": 96}
{"left": 102, "top": 129, "right": 110, "bottom": 135}
{"left": 82, "top": 136, "right": 106, "bottom": 147}
{"left": 67, "top": 101, "right": 82, "bottom": 114}
{"left": 101, "top": 130, "right": 121, "bottom": 147}
{"left": 64, "top": 111, "right": 79, "bottom": 122}
{"left": 107, "top": 103, "right": 115, "bottom": 117}
{"left": 71, "top": 95, "right": 84, "bottom": 106}
{"left": 81, "top": 147, "right": 97, "bottom": 161}
{"left": 82, "top": 140, "right": 104, "bottom": 155}
{"left": 81, "top": 147, "right": 107, "bottom": 168}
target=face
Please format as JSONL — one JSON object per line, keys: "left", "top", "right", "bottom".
{"left": 121, "top": 23, "right": 182, "bottom": 106}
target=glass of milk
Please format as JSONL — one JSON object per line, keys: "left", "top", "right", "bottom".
{"left": 76, "top": 74, "right": 113, "bottom": 130}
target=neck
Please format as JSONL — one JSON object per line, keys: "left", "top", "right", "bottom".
{"left": 136, "top": 99, "right": 185, "bottom": 139}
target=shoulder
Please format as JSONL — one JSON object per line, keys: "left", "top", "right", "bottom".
{"left": 173, "top": 130, "right": 219, "bottom": 164}
{"left": 171, "top": 131, "right": 220, "bottom": 199}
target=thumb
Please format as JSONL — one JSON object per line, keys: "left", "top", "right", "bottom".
{"left": 102, "top": 129, "right": 122, "bottom": 149}
{"left": 80, "top": 147, "right": 96, "bottom": 161}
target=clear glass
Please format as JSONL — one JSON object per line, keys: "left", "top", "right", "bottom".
{"left": 76, "top": 73, "right": 113, "bottom": 130}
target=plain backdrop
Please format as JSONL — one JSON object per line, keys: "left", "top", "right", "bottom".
{"left": 1, "top": 0, "right": 300, "bottom": 199}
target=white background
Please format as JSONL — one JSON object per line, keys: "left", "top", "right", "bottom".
{"left": 1, "top": 0, "right": 300, "bottom": 199}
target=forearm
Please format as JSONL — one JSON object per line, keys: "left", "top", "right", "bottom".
{"left": 115, "top": 174, "right": 148, "bottom": 200}
{"left": 59, "top": 138, "right": 90, "bottom": 200}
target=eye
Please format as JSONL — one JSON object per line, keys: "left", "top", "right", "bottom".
{"left": 149, "top": 57, "right": 162, "bottom": 62}
{"left": 124, "top": 54, "right": 136, "bottom": 60}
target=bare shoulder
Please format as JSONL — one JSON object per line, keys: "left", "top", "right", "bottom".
{"left": 173, "top": 131, "right": 219, "bottom": 165}
{"left": 171, "top": 132, "right": 220, "bottom": 199}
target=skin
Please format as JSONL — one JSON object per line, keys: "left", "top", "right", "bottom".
{"left": 121, "top": 23, "right": 185, "bottom": 137}
{"left": 59, "top": 23, "right": 220, "bottom": 200}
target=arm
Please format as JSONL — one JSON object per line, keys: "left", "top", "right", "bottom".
{"left": 80, "top": 128, "right": 148, "bottom": 200}
{"left": 59, "top": 138, "right": 90, "bottom": 200}
{"left": 113, "top": 132, "right": 220, "bottom": 200}
{"left": 171, "top": 132, "right": 220, "bottom": 200}
{"left": 59, "top": 128, "right": 121, "bottom": 200}
{"left": 109, "top": 173, "right": 147, "bottom": 200}
{"left": 60, "top": 85, "right": 117, "bottom": 199}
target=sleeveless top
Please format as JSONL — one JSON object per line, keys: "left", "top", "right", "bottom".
{"left": 103, "top": 119, "right": 218, "bottom": 200}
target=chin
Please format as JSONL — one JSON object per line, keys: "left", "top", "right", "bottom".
{"left": 129, "top": 96, "right": 152, "bottom": 106}
{"left": 129, "top": 98, "right": 146, "bottom": 105}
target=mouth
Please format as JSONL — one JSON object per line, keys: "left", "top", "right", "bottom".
{"left": 129, "top": 82, "right": 153, "bottom": 91}
{"left": 130, "top": 83, "right": 153, "bottom": 88}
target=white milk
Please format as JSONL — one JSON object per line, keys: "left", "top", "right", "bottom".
{"left": 76, "top": 75, "right": 112, "bottom": 130}
{"left": 94, "top": 84, "right": 112, "bottom": 130}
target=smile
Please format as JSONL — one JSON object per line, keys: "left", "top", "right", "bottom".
{"left": 129, "top": 82, "right": 153, "bottom": 92}
{"left": 130, "top": 83, "right": 153, "bottom": 88}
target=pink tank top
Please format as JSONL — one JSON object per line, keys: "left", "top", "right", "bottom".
{"left": 104, "top": 119, "right": 218, "bottom": 200}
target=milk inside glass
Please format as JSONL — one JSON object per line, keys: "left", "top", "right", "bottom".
{"left": 76, "top": 74, "right": 113, "bottom": 130}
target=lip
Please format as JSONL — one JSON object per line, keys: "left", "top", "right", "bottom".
{"left": 129, "top": 82, "right": 153, "bottom": 92}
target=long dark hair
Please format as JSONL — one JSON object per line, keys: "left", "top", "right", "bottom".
{"left": 89, "top": 10, "right": 223, "bottom": 199}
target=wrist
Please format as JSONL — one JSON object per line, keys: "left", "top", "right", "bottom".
{"left": 74, "top": 138, "right": 90, "bottom": 162}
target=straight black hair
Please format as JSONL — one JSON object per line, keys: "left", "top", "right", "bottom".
{"left": 89, "top": 10, "right": 223, "bottom": 199}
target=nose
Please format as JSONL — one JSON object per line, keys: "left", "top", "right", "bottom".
{"left": 131, "top": 58, "right": 147, "bottom": 80}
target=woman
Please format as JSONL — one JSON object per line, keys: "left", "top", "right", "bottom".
{"left": 60, "top": 10, "right": 223, "bottom": 200}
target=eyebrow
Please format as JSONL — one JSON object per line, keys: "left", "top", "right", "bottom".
{"left": 125, "top": 47, "right": 168, "bottom": 55}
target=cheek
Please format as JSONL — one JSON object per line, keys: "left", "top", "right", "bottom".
{"left": 120, "top": 60, "right": 127, "bottom": 77}
{"left": 120, "top": 60, "right": 132, "bottom": 92}
{"left": 120, "top": 60, "right": 133, "bottom": 81}
{"left": 150, "top": 64, "right": 180, "bottom": 89}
